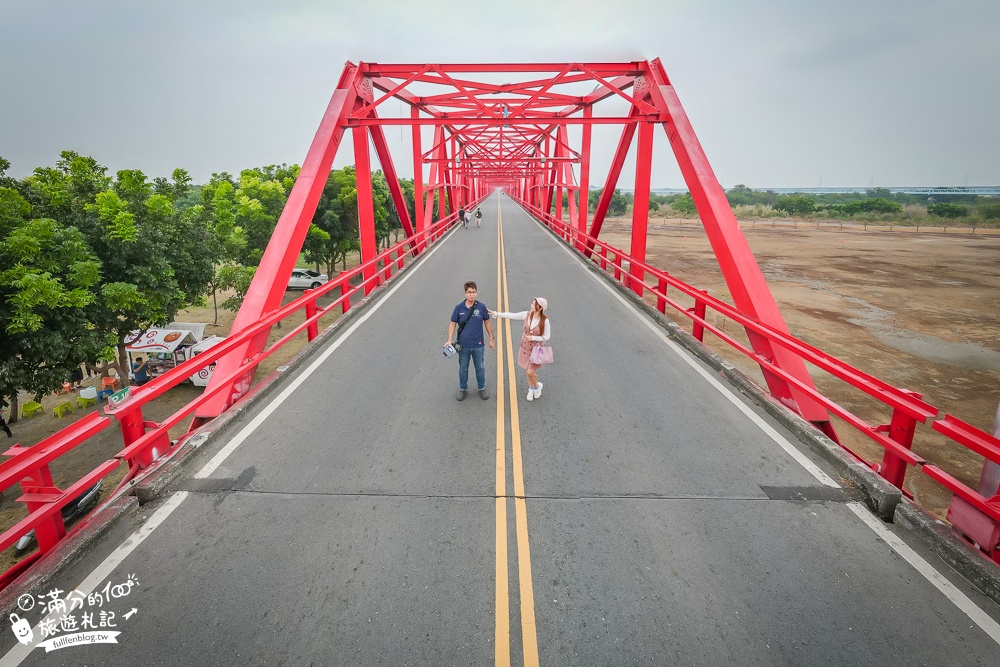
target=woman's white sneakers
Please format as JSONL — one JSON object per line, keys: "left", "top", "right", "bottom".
{"left": 526, "top": 383, "right": 544, "bottom": 402}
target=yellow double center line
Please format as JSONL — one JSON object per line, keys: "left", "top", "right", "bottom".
{"left": 495, "top": 198, "right": 540, "bottom": 667}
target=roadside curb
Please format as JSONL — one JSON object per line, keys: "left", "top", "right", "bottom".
{"left": 535, "top": 216, "right": 1000, "bottom": 605}
{"left": 894, "top": 498, "right": 1000, "bottom": 603}
{"left": 0, "top": 495, "right": 139, "bottom": 620}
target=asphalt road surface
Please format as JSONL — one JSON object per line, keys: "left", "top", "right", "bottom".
{"left": 2, "top": 193, "right": 998, "bottom": 666}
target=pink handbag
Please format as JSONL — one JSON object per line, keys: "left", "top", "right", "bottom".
{"left": 528, "top": 344, "right": 554, "bottom": 365}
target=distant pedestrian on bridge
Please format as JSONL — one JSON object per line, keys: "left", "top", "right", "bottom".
{"left": 491, "top": 297, "right": 552, "bottom": 401}
{"left": 446, "top": 281, "right": 495, "bottom": 401}
{"left": 458, "top": 207, "right": 467, "bottom": 229}
{"left": 475, "top": 208, "right": 482, "bottom": 227}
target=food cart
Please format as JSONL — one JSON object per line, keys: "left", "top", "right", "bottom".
{"left": 188, "top": 335, "right": 227, "bottom": 386}
{"left": 125, "top": 328, "right": 199, "bottom": 380}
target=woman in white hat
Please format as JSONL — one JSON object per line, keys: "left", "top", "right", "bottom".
{"left": 490, "top": 297, "right": 551, "bottom": 401}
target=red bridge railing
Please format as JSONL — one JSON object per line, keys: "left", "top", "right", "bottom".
{"left": 514, "top": 195, "right": 1000, "bottom": 565}
{"left": 0, "top": 209, "right": 470, "bottom": 590}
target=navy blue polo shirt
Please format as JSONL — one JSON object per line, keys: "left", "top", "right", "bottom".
{"left": 451, "top": 300, "right": 491, "bottom": 348}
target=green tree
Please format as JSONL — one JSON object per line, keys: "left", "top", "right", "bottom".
{"left": 0, "top": 183, "right": 103, "bottom": 415}
{"left": 860, "top": 197, "right": 902, "bottom": 215}
{"left": 371, "top": 171, "right": 392, "bottom": 250}
{"left": 608, "top": 189, "right": 628, "bottom": 216}
{"left": 308, "top": 166, "right": 361, "bottom": 275}
{"left": 726, "top": 184, "right": 757, "bottom": 207}
{"left": 199, "top": 178, "right": 249, "bottom": 322}
{"left": 215, "top": 264, "right": 257, "bottom": 312}
{"left": 978, "top": 202, "right": 1000, "bottom": 220}
{"left": 773, "top": 195, "right": 816, "bottom": 216}
{"left": 26, "top": 153, "right": 215, "bottom": 375}
{"left": 927, "top": 202, "right": 968, "bottom": 219}
{"left": 669, "top": 193, "right": 696, "bottom": 215}
{"left": 586, "top": 187, "right": 628, "bottom": 216}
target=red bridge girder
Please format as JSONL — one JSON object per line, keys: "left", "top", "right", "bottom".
{"left": 193, "top": 60, "right": 834, "bottom": 437}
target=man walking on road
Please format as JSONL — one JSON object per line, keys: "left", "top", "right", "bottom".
{"left": 445, "top": 281, "right": 495, "bottom": 400}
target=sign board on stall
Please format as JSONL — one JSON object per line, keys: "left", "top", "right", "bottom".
{"left": 108, "top": 386, "right": 132, "bottom": 408}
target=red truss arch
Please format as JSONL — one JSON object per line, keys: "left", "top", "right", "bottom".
{"left": 194, "top": 60, "right": 834, "bottom": 437}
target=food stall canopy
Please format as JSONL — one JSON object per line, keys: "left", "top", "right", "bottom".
{"left": 126, "top": 329, "right": 199, "bottom": 355}
{"left": 167, "top": 321, "right": 207, "bottom": 342}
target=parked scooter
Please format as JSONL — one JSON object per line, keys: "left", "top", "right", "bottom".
{"left": 14, "top": 481, "right": 102, "bottom": 552}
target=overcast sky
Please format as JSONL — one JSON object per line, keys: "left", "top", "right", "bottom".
{"left": 3, "top": 0, "right": 998, "bottom": 189}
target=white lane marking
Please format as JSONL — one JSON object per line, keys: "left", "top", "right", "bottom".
{"left": 196, "top": 230, "right": 455, "bottom": 478}
{"left": 847, "top": 502, "right": 1000, "bottom": 645}
{"left": 549, "top": 236, "right": 838, "bottom": 487}
{"left": 0, "top": 492, "right": 190, "bottom": 667}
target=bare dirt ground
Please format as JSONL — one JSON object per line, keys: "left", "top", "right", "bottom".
{"left": 600, "top": 217, "right": 1000, "bottom": 518}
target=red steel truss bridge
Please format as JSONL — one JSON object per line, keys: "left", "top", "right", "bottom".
{"left": 0, "top": 61, "right": 998, "bottom": 665}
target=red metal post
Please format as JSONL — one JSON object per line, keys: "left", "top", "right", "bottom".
{"left": 630, "top": 120, "right": 654, "bottom": 297}
{"left": 880, "top": 395, "right": 921, "bottom": 488}
{"left": 554, "top": 129, "right": 564, "bottom": 228}
{"left": 20, "top": 466, "right": 65, "bottom": 550}
{"left": 354, "top": 127, "right": 378, "bottom": 296}
{"left": 305, "top": 296, "right": 318, "bottom": 341}
{"left": 578, "top": 106, "right": 592, "bottom": 252}
{"left": 656, "top": 276, "right": 667, "bottom": 313}
{"left": 692, "top": 295, "right": 707, "bottom": 342}
{"left": 411, "top": 106, "right": 424, "bottom": 250}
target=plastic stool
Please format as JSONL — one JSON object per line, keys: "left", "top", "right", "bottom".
{"left": 52, "top": 401, "right": 75, "bottom": 418}
{"left": 20, "top": 401, "right": 43, "bottom": 419}
{"left": 101, "top": 377, "right": 119, "bottom": 391}
{"left": 76, "top": 395, "right": 97, "bottom": 409}
{"left": 97, "top": 389, "right": 115, "bottom": 402}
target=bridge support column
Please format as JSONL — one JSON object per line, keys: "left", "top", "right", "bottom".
{"left": 629, "top": 119, "right": 654, "bottom": 296}
{"left": 412, "top": 106, "right": 424, "bottom": 250}
{"left": 354, "top": 127, "right": 377, "bottom": 296}
{"left": 577, "top": 107, "right": 592, "bottom": 252}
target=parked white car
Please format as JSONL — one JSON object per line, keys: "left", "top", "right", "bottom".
{"left": 287, "top": 268, "right": 328, "bottom": 290}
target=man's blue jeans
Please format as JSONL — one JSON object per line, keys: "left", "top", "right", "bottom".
{"left": 458, "top": 345, "right": 486, "bottom": 391}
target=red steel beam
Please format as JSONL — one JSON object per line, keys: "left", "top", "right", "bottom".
{"left": 193, "top": 63, "right": 363, "bottom": 426}
{"left": 643, "top": 58, "right": 831, "bottom": 427}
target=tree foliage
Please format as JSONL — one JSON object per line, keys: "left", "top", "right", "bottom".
{"left": 978, "top": 203, "right": 1000, "bottom": 220}
{"left": 21, "top": 152, "right": 217, "bottom": 375}
{"left": 0, "top": 181, "right": 103, "bottom": 403}
{"left": 927, "top": 202, "right": 968, "bottom": 219}
{"left": 773, "top": 195, "right": 816, "bottom": 216}
{"left": 669, "top": 193, "right": 696, "bottom": 215}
